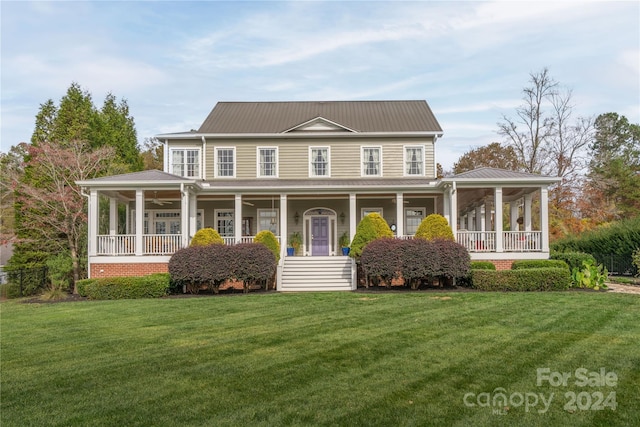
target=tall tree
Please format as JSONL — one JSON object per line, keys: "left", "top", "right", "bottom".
{"left": 141, "top": 137, "right": 164, "bottom": 170}
{"left": 48, "top": 82, "right": 96, "bottom": 145}
{"left": 3, "top": 141, "right": 115, "bottom": 292}
{"left": 453, "top": 142, "right": 520, "bottom": 174}
{"left": 583, "top": 113, "right": 640, "bottom": 220}
{"left": 93, "top": 94, "right": 143, "bottom": 171}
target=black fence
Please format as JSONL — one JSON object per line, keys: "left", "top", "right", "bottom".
{"left": 592, "top": 254, "right": 637, "bottom": 277}
{"left": 0, "top": 266, "right": 49, "bottom": 298}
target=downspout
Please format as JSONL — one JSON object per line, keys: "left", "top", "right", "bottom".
{"left": 201, "top": 136, "right": 207, "bottom": 179}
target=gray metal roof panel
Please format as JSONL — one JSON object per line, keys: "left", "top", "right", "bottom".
{"left": 197, "top": 101, "right": 443, "bottom": 134}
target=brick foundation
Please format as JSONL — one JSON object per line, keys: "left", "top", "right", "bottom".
{"left": 487, "top": 260, "right": 516, "bottom": 271}
{"left": 91, "top": 263, "right": 168, "bottom": 278}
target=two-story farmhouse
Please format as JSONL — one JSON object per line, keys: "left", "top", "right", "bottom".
{"left": 77, "top": 100, "right": 559, "bottom": 290}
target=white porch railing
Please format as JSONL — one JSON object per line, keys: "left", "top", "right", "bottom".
{"left": 144, "top": 234, "right": 182, "bottom": 255}
{"left": 502, "top": 231, "right": 542, "bottom": 252}
{"left": 97, "top": 235, "right": 136, "bottom": 255}
{"left": 456, "top": 231, "right": 496, "bottom": 252}
{"left": 456, "top": 231, "right": 541, "bottom": 252}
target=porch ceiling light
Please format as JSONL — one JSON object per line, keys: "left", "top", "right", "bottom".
{"left": 294, "top": 211, "right": 300, "bottom": 224}
{"left": 340, "top": 212, "right": 345, "bottom": 224}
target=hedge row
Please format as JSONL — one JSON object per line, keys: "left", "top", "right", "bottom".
{"left": 76, "top": 273, "right": 171, "bottom": 300}
{"left": 511, "top": 259, "right": 569, "bottom": 270}
{"left": 550, "top": 252, "right": 596, "bottom": 271}
{"left": 360, "top": 237, "right": 471, "bottom": 289}
{"left": 471, "top": 268, "right": 571, "bottom": 291}
{"left": 169, "top": 243, "right": 276, "bottom": 294}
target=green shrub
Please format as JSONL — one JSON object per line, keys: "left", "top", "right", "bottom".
{"left": 3, "top": 266, "right": 49, "bottom": 298}
{"left": 415, "top": 214, "right": 454, "bottom": 241}
{"left": 571, "top": 260, "right": 608, "bottom": 290}
{"left": 83, "top": 274, "right": 170, "bottom": 299}
{"left": 470, "top": 261, "right": 496, "bottom": 270}
{"left": 190, "top": 228, "right": 224, "bottom": 246}
{"left": 550, "top": 252, "right": 597, "bottom": 271}
{"left": 632, "top": 249, "right": 640, "bottom": 275}
{"left": 471, "top": 268, "right": 571, "bottom": 291}
{"left": 349, "top": 213, "right": 393, "bottom": 259}
{"left": 254, "top": 230, "right": 281, "bottom": 263}
{"left": 76, "top": 278, "right": 97, "bottom": 297}
{"left": 511, "top": 259, "right": 569, "bottom": 270}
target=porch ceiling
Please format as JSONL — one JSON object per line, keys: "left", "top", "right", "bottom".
{"left": 457, "top": 187, "right": 540, "bottom": 209}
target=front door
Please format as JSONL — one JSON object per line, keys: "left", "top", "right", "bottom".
{"left": 311, "top": 217, "right": 329, "bottom": 256}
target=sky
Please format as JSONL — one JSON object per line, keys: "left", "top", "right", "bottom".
{"left": 1, "top": 1, "right": 639, "bottom": 170}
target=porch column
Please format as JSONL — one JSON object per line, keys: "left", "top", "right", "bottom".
{"left": 450, "top": 183, "right": 458, "bottom": 236}
{"left": 109, "top": 197, "right": 118, "bottom": 236}
{"left": 484, "top": 201, "right": 492, "bottom": 233}
{"left": 475, "top": 206, "right": 483, "bottom": 232}
{"left": 189, "top": 190, "right": 197, "bottom": 238}
{"left": 510, "top": 201, "right": 519, "bottom": 231}
{"left": 349, "top": 193, "right": 357, "bottom": 240}
{"left": 443, "top": 187, "right": 451, "bottom": 225}
{"left": 280, "top": 194, "right": 287, "bottom": 261}
{"left": 88, "top": 189, "right": 99, "bottom": 256}
{"left": 234, "top": 194, "right": 242, "bottom": 243}
{"left": 540, "top": 186, "right": 550, "bottom": 252}
{"left": 181, "top": 186, "right": 190, "bottom": 248}
{"left": 135, "top": 189, "right": 144, "bottom": 256}
{"left": 396, "top": 192, "right": 404, "bottom": 237}
{"left": 494, "top": 187, "right": 503, "bottom": 252}
{"left": 467, "top": 211, "right": 474, "bottom": 231}
{"left": 125, "top": 204, "right": 131, "bottom": 234}
{"left": 524, "top": 193, "right": 533, "bottom": 232}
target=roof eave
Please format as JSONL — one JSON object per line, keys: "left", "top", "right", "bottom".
{"left": 156, "top": 131, "right": 444, "bottom": 139}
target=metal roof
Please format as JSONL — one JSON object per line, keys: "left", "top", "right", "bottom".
{"left": 442, "top": 167, "right": 561, "bottom": 184}
{"left": 196, "top": 101, "right": 443, "bottom": 134}
{"left": 76, "top": 170, "right": 195, "bottom": 186}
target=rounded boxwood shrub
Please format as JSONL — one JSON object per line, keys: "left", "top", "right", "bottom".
{"left": 254, "top": 230, "right": 281, "bottom": 263}
{"left": 349, "top": 213, "right": 393, "bottom": 259}
{"left": 190, "top": 228, "right": 224, "bottom": 246}
{"left": 360, "top": 237, "right": 404, "bottom": 287}
{"left": 415, "top": 214, "right": 454, "bottom": 241}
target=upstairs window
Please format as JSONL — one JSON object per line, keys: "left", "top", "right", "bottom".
{"left": 362, "top": 147, "right": 382, "bottom": 176}
{"left": 405, "top": 146, "right": 424, "bottom": 176}
{"left": 171, "top": 149, "right": 200, "bottom": 178}
{"left": 310, "top": 147, "right": 330, "bottom": 177}
{"left": 216, "top": 147, "right": 235, "bottom": 178}
{"left": 258, "top": 147, "right": 278, "bottom": 178}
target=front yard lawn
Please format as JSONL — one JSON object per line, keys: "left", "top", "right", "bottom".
{"left": 1, "top": 292, "right": 638, "bottom": 426}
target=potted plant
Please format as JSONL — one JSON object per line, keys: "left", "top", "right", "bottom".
{"left": 288, "top": 231, "right": 302, "bottom": 256}
{"left": 339, "top": 231, "right": 351, "bottom": 256}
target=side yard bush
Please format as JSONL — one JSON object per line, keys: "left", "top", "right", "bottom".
{"left": 511, "top": 259, "right": 569, "bottom": 270}
{"left": 471, "top": 268, "right": 571, "bottom": 291}
{"left": 79, "top": 273, "right": 171, "bottom": 300}
{"left": 550, "top": 252, "right": 596, "bottom": 271}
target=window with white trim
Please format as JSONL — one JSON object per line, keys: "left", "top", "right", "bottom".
{"left": 404, "top": 146, "right": 424, "bottom": 176}
{"left": 361, "top": 207, "right": 383, "bottom": 219}
{"left": 215, "top": 209, "right": 234, "bottom": 237}
{"left": 258, "top": 147, "right": 278, "bottom": 178}
{"left": 309, "top": 147, "right": 330, "bottom": 177}
{"left": 216, "top": 147, "right": 235, "bottom": 178}
{"left": 257, "top": 209, "right": 279, "bottom": 235}
{"left": 362, "top": 147, "right": 382, "bottom": 176}
{"left": 405, "top": 208, "right": 426, "bottom": 235}
{"left": 171, "top": 149, "right": 200, "bottom": 178}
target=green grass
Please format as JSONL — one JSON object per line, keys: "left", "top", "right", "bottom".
{"left": 1, "top": 292, "right": 639, "bottom": 426}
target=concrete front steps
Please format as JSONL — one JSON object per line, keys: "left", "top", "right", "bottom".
{"left": 279, "top": 256, "right": 355, "bottom": 291}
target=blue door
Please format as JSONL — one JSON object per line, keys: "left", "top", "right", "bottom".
{"left": 311, "top": 217, "right": 329, "bottom": 256}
